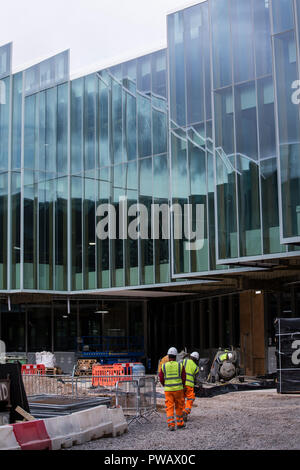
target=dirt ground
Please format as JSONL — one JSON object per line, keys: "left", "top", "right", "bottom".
{"left": 71, "top": 389, "right": 300, "bottom": 450}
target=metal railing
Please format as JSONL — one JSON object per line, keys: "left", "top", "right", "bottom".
{"left": 22, "top": 374, "right": 157, "bottom": 414}
{"left": 115, "top": 376, "right": 157, "bottom": 425}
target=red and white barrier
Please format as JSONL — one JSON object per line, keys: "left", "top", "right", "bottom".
{"left": 0, "top": 406, "right": 128, "bottom": 451}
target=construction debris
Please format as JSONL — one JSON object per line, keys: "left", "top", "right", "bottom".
{"left": 15, "top": 406, "right": 35, "bottom": 422}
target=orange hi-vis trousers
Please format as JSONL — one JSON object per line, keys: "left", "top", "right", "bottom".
{"left": 165, "top": 390, "right": 185, "bottom": 429}
{"left": 184, "top": 386, "right": 195, "bottom": 415}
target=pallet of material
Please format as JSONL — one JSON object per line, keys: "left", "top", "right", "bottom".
{"left": 74, "top": 359, "right": 97, "bottom": 376}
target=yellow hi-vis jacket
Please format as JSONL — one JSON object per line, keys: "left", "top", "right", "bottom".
{"left": 162, "top": 361, "right": 184, "bottom": 392}
{"left": 183, "top": 358, "right": 199, "bottom": 388}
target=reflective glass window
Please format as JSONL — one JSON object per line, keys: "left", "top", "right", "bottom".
{"left": 184, "top": 5, "right": 204, "bottom": 126}
{"left": 168, "top": 11, "right": 186, "bottom": 127}
{"left": 235, "top": 82, "right": 258, "bottom": 161}
{"left": 0, "top": 43, "right": 11, "bottom": 79}
{"left": 71, "top": 78, "right": 84, "bottom": 174}
{"left": 138, "top": 94, "right": 152, "bottom": 158}
{"left": 261, "top": 158, "right": 284, "bottom": 253}
{"left": 84, "top": 75, "right": 96, "bottom": 171}
{"left": 231, "top": 0, "right": 255, "bottom": 83}
{"left": 211, "top": 0, "right": 232, "bottom": 89}
{"left": 257, "top": 77, "right": 276, "bottom": 159}
{"left": 137, "top": 56, "right": 151, "bottom": 94}
{"left": 112, "top": 79, "right": 123, "bottom": 164}
{"left": 152, "top": 50, "right": 167, "bottom": 98}
{"left": 0, "top": 76, "right": 10, "bottom": 171}
{"left": 272, "top": 0, "right": 294, "bottom": 34}
{"left": 253, "top": 0, "right": 272, "bottom": 77}
{"left": 12, "top": 73, "right": 23, "bottom": 170}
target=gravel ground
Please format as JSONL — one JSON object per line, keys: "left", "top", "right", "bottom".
{"left": 70, "top": 389, "right": 300, "bottom": 450}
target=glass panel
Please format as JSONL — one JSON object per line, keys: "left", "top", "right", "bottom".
{"left": 84, "top": 75, "right": 96, "bottom": 171}
{"left": 231, "top": 0, "right": 255, "bottom": 83}
{"left": 125, "top": 161, "right": 139, "bottom": 286}
{"left": 24, "top": 171, "right": 37, "bottom": 289}
{"left": 83, "top": 175, "right": 96, "bottom": 290}
{"left": 137, "top": 94, "right": 152, "bottom": 158}
{"left": 237, "top": 157, "right": 262, "bottom": 257}
{"left": 38, "top": 175, "right": 54, "bottom": 290}
{"left": 123, "top": 59, "right": 137, "bottom": 93}
{"left": 57, "top": 83, "right": 68, "bottom": 175}
{"left": 98, "top": 78, "right": 110, "bottom": 167}
{"left": 257, "top": 77, "right": 276, "bottom": 159}
{"left": 261, "top": 158, "right": 284, "bottom": 253}
{"left": 71, "top": 79, "right": 84, "bottom": 174}
{"left": 71, "top": 176, "right": 83, "bottom": 290}
{"left": 168, "top": 11, "right": 186, "bottom": 127}
{"left": 12, "top": 73, "right": 23, "bottom": 170}
{"left": 214, "top": 87, "right": 234, "bottom": 157}
{"left": 188, "top": 138, "right": 208, "bottom": 272}
{"left": 28, "top": 308, "right": 51, "bottom": 352}
{"left": 0, "top": 76, "right": 10, "bottom": 171}
{"left": 153, "top": 154, "right": 169, "bottom": 283}
{"left": 96, "top": 167, "right": 110, "bottom": 288}
{"left": 152, "top": 109, "right": 167, "bottom": 156}
{"left": 137, "top": 55, "right": 151, "bottom": 94}
{"left": 11, "top": 172, "right": 21, "bottom": 289}
{"left": 171, "top": 132, "right": 190, "bottom": 274}
{"left": 272, "top": 0, "right": 294, "bottom": 34}
{"left": 253, "top": 0, "right": 272, "bottom": 77}
{"left": 112, "top": 79, "right": 123, "bottom": 164}
{"left": 1, "top": 307, "right": 25, "bottom": 352}
{"left": 235, "top": 82, "right": 258, "bottom": 161}
{"left": 125, "top": 92, "right": 137, "bottom": 161}
{"left": 0, "top": 43, "right": 11, "bottom": 79}
{"left": 152, "top": 50, "right": 167, "bottom": 99}
{"left": 55, "top": 177, "right": 68, "bottom": 291}
{"left": 54, "top": 304, "right": 77, "bottom": 351}
{"left": 0, "top": 173, "right": 7, "bottom": 289}
{"left": 184, "top": 4, "right": 204, "bottom": 125}
{"left": 140, "top": 157, "right": 154, "bottom": 284}
{"left": 211, "top": 0, "right": 232, "bottom": 89}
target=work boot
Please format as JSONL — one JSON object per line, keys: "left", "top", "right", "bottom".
{"left": 168, "top": 427, "right": 175, "bottom": 432}
{"left": 177, "top": 423, "right": 186, "bottom": 430}
{"left": 183, "top": 411, "right": 188, "bottom": 422}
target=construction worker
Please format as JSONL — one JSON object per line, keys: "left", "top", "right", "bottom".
{"left": 159, "top": 347, "right": 186, "bottom": 431}
{"left": 158, "top": 354, "right": 169, "bottom": 375}
{"left": 183, "top": 351, "right": 199, "bottom": 421}
{"left": 209, "top": 349, "right": 234, "bottom": 383}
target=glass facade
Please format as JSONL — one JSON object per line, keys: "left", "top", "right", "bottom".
{"left": 0, "top": 1, "right": 300, "bottom": 293}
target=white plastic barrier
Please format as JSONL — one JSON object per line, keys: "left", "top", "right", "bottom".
{"left": 0, "top": 405, "right": 128, "bottom": 451}
{"left": 44, "top": 414, "right": 78, "bottom": 450}
{"left": 0, "top": 425, "right": 21, "bottom": 450}
{"left": 71, "top": 405, "right": 114, "bottom": 444}
{"left": 108, "top": 407, "right": 128, "bottom": 437}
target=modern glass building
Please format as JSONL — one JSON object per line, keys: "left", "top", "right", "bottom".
{"left": 1, "top": 0, "right": 300, "bottom": 374}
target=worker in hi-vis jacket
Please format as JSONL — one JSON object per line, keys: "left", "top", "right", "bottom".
{"left": 159, "top": 347, "right": 186, "bottom": 431}
{"left": 182, "top": 352, "right": 200, "bottom": 421}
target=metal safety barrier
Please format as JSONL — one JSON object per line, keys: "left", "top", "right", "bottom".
{"left": 22, "top": 374, "right": 157, "bottom": 407}
{"left": 115, "top": 376, "right": 157, "bottom": 425}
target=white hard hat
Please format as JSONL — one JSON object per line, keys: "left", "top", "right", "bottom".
{"left": 227, "top": 352, "right": 233, "bottom": 361}
{"left": 191, "top": 352, "right": 200, "bottom": 361}
{"left": 167, "top": 347, "right": 178, "bottom": 356}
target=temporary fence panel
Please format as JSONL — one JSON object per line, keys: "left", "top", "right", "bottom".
{"left": 115, "top": 376, "right": 157, "bottom": 424}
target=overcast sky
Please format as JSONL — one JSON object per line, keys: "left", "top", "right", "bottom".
{"left": 1, "top": 0, "right": 199, "bottom": 76}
